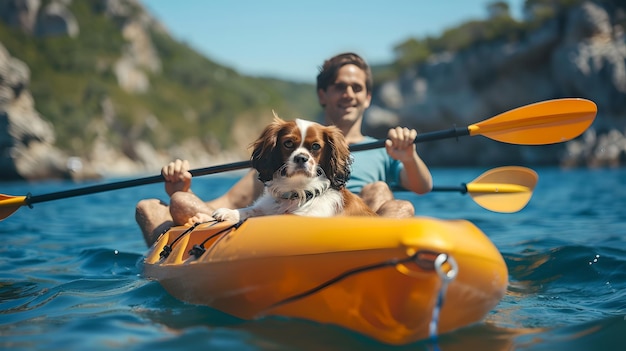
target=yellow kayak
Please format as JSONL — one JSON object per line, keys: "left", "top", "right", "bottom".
{"left": 143, "top": 216, "right": 507, "bottom": 345}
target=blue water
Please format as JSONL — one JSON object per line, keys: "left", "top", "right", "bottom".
{"left": 1, "top": 167, "right": 625, "bottom": 350}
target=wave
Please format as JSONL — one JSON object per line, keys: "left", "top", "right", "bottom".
{"left": 497, "top": 241, "right": 626, "bottom": 332}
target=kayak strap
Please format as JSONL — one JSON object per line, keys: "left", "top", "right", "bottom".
{"left": 264, "top": 250, "right": 458, "bottom": 317}
{"left": 158, "top": 220, "right": 246, "bottom": 260}
{"left": 428, "top": 253, "right": 458, "bottom": 342}
{"left": 189, "top": 220, "right": 244, "bottom": 259}
{"left": 159, "top": 222, "right": 204, "bottom": 259}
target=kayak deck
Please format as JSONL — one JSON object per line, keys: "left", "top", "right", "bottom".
{"left": 143, "top": 215, "right": 507, "bottom": 345}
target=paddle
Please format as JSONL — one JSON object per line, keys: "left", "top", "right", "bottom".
{"left": 431, "top": 166, "right": 538, "bottom": 213}
{"left": 0, "top": 166, "right": 536, "bottom": 221}
{"left": 0, "top": 98, "right": 594, "bottom": 220}
{"left": 350, "top": 97, "right": 596, "bottom": 151}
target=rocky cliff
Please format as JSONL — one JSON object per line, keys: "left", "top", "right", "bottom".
{"left": 0, "top": 0, "right": 315, "bottom": 180}
{"left": 0, "top": 41, "right": 92, "bottom": 180}
{"left": 365, "top": 1, "right": 626, "bottom": 168}
{"left": 0, "top": 0, "right": 164, "bottom": 180}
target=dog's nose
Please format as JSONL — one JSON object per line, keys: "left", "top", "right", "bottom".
{"left": 294, "top": 154, "right": 309, "bottom": 165}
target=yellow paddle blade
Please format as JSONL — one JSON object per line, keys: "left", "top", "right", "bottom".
{"left": 467, "top": 166, "right": 538, "bottom": 213}
{"left": 0, "top": 194, "right": 28, "bottom": 221}
{"left": 469, "top": 98, "right": 597, "bottom": 145}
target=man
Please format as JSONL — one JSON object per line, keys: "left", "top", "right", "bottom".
{"left": 136, "top": 53, "right": 432, "bottom": 246}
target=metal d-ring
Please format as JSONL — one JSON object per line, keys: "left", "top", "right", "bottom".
{"left": 433, "top": 253, "right": 458, "bottom": 282}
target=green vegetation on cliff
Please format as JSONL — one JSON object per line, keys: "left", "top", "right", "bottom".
{"left": 0, "top": 0, "right": 319, "bottom": 157}
{"left": 378, "top": 0, "right": 619, "bottom": 81}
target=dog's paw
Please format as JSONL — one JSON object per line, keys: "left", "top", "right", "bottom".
{"left": 212, "top": 208, "right": 241, "bottom": 222}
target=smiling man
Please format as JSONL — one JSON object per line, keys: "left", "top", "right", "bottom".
{"left": 316, "top": 53, "right": 432, "bottom": 216}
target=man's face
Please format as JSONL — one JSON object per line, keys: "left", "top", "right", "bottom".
{"left": 318, "top": 64, "right": 371, "bottom": 127}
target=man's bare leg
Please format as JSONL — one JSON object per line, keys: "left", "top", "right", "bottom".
{"left": 359, "top": 181, "right": 393, "bottom": 213}
{"left": 169, "top": 191, "right": 215, "bottom": 225}
{"left": 376, "top": 199, "right": 415, "bottom": 218}
{"left": 135, "top": 192, "right": 215, "bottom": 247}
{"left": 135, "top": 199, "right": 175, "bottom": 247}
{"left": 360, "top": 181, "right": 415, "bottom": 218}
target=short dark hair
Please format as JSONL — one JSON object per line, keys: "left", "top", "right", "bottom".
{"left": 316, "top": 52, "right": 373, "bottom": 93}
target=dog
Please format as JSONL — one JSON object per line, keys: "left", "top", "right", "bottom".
{"left": 212, "top": 116, "right": 376, "bottom": 222}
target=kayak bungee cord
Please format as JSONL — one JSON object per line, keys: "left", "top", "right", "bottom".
{"left": 255, "top": 249, "right": 458, "bottom": 341}
{"left": 159, "top": 221, "right": 202, "bottom": 259}
{"left": 265, "top": 255, "right": 420, "bottom": 308}
{"left": 159, "top": 220, "right": 243, "bottom": 259}
{"left": 188, "top": 221, "right": 244, "bottom": 259}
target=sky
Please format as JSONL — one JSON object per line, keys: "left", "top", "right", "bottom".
{"left": 142, "top": 0, "right": 525, "bottom": 83}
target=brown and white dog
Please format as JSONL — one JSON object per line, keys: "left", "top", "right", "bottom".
{"left": 212, "top": 117, "right": 376, "bottom": 222}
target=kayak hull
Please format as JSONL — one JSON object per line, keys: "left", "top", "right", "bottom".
{"left": 143, "top": 216, "right": 507, "bottom": 345}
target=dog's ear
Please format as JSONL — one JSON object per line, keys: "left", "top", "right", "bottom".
{"left": 250, "top": 118, "right": 286, "bottom": 182}
{"left": 323, "top": 125, "right": 351, "bottom": 189}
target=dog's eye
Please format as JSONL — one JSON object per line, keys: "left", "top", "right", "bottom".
{"left": 311, "top": 143, "right": 321, "bottom": 151}
{"left": 283, "top": 140, "right": 294, "bottom": 149}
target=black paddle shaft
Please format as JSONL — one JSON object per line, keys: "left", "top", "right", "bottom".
{"left": 431, "top": 185, "right": 468, "bottom": 194}
{"left": 24, "top": 127, "right": 471, "bottom": 206}
{"left": 349, "top": 126, "right": 470, "bottom": 152}
{"left": 25, "top": 161, "right": 252, "bottom": 206}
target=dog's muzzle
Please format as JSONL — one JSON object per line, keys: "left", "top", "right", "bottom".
{"left": 275, "top": 164, "right": 326, "bottom": 179}
{"left": 293, "top": 153, "right": 309, "bottom": 166}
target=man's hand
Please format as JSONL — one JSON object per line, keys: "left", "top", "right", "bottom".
{"left": 162, "top": 159, "right": 192, "bottom": 196}
{"left": 385, "top": 127, "right": 417, "bottom": 162}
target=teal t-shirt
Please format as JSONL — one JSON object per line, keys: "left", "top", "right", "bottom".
{"left": 346, "top": 137, "right": 404, "bottom": 194}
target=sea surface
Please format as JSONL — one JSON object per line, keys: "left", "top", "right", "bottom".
{"left": 1, "top": 167, "right": 625, "bottom": 350}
